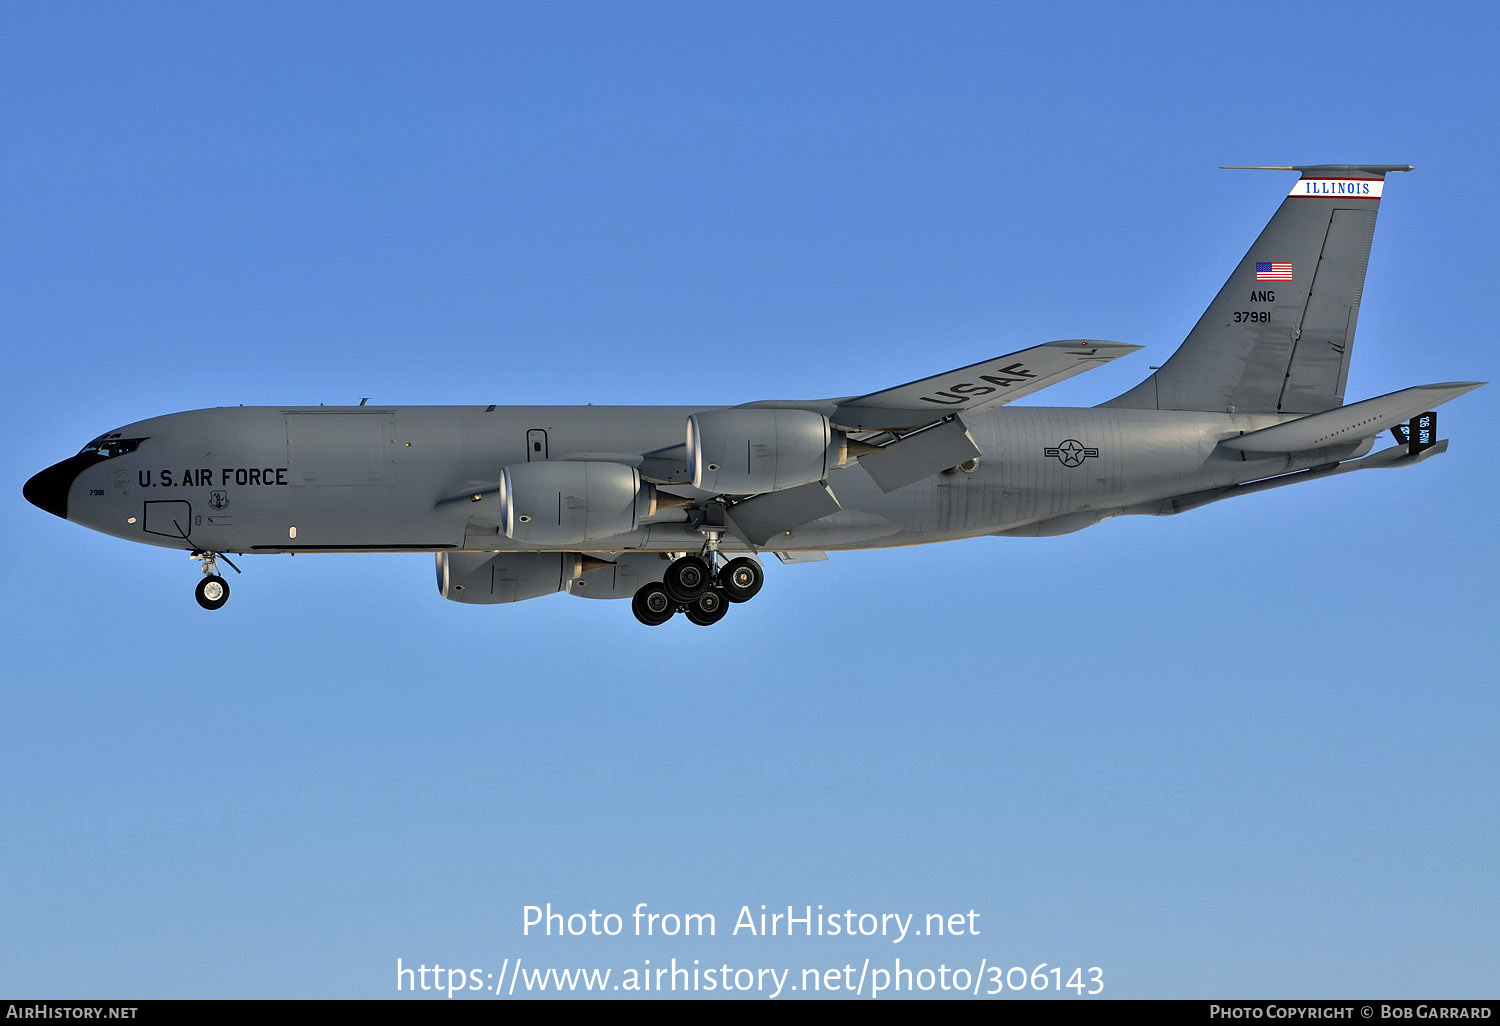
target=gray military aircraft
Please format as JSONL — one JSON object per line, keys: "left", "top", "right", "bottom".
{"left": 23, "top": 164, "right": 1484, "bottom": 626}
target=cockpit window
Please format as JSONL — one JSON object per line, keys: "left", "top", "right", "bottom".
{"left": 77, "top": 435, "right": 144, "bottom": 459}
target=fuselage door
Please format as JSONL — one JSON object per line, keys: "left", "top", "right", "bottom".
{"left": 526, "top": 429, "right": 548, "bottom": 461}
{"left": 285, "top": 412, "right": 396, "bottom": 487}
{"left": 142, "top": 499, "right": 192, "bottom": 539}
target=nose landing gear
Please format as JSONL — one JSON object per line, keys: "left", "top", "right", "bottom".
{"left": 195, "top": 574, "right": 230, "bottom": 610}
{"left": 190, "top": 550, "right": 239, "bottom": 611}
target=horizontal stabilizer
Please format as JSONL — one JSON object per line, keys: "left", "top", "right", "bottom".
{"left": 726, "top": 482, "right": 841, "bottom": 546}
{"left": 832, "top": 340, "right": 1141, "bottom": 431}
{"left": 858, "top": 416, "right": 981, "bottom": 492}
{"left": 1220, "top": 382, "right": 1484, "bottom": 453}
{"left": 1221, "top": 164, "right": 1415, "bottom": 177}
{"left": 1137, "top": 439, "right": 1449, "bottom": 518}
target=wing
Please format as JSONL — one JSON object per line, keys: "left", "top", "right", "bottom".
{"left": 829, "top": 339, "right": 1141, "bottom": 431}
{"left": 689, "top": 340, "right": 1140, "bottom": 498}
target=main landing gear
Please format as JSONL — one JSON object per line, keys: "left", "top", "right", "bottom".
{"left": 190, "top": 550, "right": 239, "bottom": 611}
{"left": 630, "top": 537, "right": 765, "bottom": 628}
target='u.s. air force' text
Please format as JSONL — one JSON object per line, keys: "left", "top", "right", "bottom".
{"left": 137, "top": 467, "right": 289, "bottom": 487}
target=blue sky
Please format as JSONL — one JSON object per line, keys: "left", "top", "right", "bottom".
{"left": 3, "top": 0, "right": 1496, "bottom": 999}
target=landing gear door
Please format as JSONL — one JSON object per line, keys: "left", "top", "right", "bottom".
{"left": 143, "top": 499, "right": 192, "bottom": 539}
{"left": 526, "top": 429, "right": 548, "bottom": 461}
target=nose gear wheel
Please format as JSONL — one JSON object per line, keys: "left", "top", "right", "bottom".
{"left": 195, "top": 574, "right": 229, "bottom": 610}
{"left": 189, "top": 550, "right": 239, "bottom": 610}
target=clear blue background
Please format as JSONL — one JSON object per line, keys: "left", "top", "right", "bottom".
{"left": 3, "top": 0, "right": 1495, "bottom": 999}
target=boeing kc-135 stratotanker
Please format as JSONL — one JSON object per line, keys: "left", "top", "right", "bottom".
{"left": 23, "top": 165, "right": 1484, "bottom": 626}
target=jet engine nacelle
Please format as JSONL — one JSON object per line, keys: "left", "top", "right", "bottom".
{"left": 565, "top": 552, "right": 668, "bottom": 600}
{"left": 498, "top": 461, "right": 655, "bottom": 545}
{"left": 436, "top": 551, "right": 586, "bottom": 604}
{"left": 687, "top": 408, "right": 842, "bottom": 495}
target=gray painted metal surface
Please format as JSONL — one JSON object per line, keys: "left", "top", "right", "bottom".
{"left": 22, "top": 165, "right": 1484, "bottom": 622}
{"left": 1106, "top": 164, "right": 1409, "bottom": 415}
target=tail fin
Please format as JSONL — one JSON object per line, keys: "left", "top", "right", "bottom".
{"left": 1104, "top": 164, "right": 1413, "bottom": 414}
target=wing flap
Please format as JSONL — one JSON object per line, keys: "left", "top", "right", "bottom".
{"left": 774, "top": 550, "right": 828, "bottom": 564}
{"left": 857, "top": 416, "right": 982, "bottom": 492}
{"left": 726, "top": 482, "right": 841, "bottom": 546}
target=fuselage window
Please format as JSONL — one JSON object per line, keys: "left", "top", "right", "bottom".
{"left": 78, "top": 437, "right": 143, "bottom": 459}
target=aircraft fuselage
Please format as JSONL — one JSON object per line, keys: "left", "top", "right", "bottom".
{"left": 20, "top": 165, "right": 1478, "bottom": 625}
{"left": 29, "top": 403, "right": 1363, "bottom": 556}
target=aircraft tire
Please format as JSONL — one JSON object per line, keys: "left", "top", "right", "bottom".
{"left": 719, "top": 557, "right": 763, "bottom": 603}
{"left": 631, "top": 583, "right": 675, "bottom": 626}
{"left": 663, "top": 555, "right": 712, "bottom": 603}
{"left": 195, "top": 575, "right": 230, "bottom": 611}
{"left": 683, "top": 588, "right": 729, "bottom": 626}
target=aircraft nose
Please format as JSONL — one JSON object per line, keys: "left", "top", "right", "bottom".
{"left": 23, "top": 458, "right": 81, "bottom": 519}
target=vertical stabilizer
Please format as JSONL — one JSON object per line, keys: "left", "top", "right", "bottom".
{"left": 1104, "top": 165, "right": 1412, "bottom": 414}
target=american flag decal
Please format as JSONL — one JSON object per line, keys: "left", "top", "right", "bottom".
{"left": 1256, "top": 261, "right": 1293, "bottom": 281}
